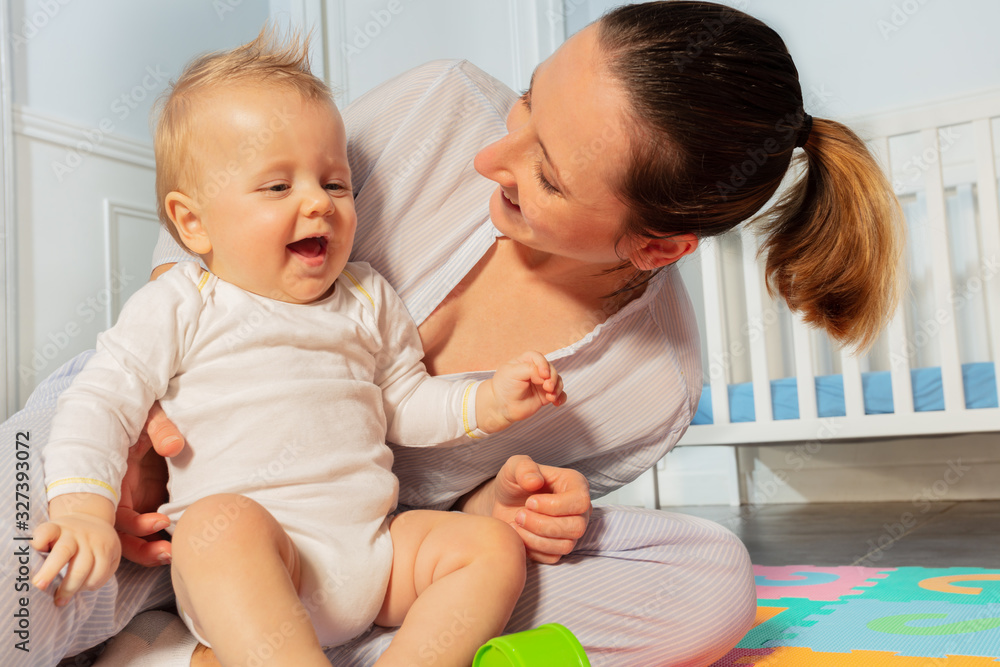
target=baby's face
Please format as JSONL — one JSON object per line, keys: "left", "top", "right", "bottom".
{"left": 184, "top": 85, "right": 355, "bottom": 304}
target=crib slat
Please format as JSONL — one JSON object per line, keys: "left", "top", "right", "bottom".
{"left": 870, "top": 134, "right": 916, "bottom": 415}
{"left": 740, "top": 226, "right": 773, "bottom": 423}
{"left": 973, "top": 118, "right": 1000, "bottom": 402}
{"left": 887, "top": 309, "right": 915, "bottom": 414}
{"left": 840, "top": 348, "right": 865, "bottom": 417}
{"left": 701, "top": 237, "right": 731, "bottom": 425}
{"left": 792, "top": 318, "right": 817, "bottom": 420}
{"left": 921, "top": 127, "right": 966, "bottom": 410}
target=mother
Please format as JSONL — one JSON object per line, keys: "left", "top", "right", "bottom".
{"left": 7, "top": 2, "right": 901, "bottom": 666}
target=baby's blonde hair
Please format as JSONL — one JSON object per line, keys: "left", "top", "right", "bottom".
{"left": 152, "top": 26, "right": 333, "bottom": 244}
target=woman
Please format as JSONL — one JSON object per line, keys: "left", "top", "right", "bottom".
{"left": 6, "top": 3, "right": 900, "bottom": 666}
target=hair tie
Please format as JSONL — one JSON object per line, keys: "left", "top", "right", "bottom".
{"left": 795, "top": 113, "right": 813, "bottom": 148}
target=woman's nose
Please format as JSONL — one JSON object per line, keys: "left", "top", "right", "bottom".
{"left": 474, "top": 131, "right": 520, "bottom": 187}
{"left": 474, "top": 105, "right": 527, "bottom": 186}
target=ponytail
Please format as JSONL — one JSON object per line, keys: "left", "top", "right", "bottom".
{"left": 596, "top": 2, "right": 904, "bottom": 348}
{"left": 759, "top": 119, "right": 904, "bottom": 349}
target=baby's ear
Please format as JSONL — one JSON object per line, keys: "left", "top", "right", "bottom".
{"left": 164, "top": 192, "right": 212, "bottom": 255}
{"left": 629, "top": 233, "right": 699, "bottom": 271}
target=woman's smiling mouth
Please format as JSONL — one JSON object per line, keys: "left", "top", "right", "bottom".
{"left": 501, "top": 189, "right": 521, "bottom": 212}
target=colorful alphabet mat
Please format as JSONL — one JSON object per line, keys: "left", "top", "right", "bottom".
{"left": 709, "top": 566, "right": 1000, "bottom": 666}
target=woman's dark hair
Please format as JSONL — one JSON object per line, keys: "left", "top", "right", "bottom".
{"left": 598, "top": 1, "right": 903, "bottom": 349}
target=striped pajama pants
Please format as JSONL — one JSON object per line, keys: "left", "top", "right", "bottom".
{"left": 1, "top": 351, "right": 756, "bottom": 667}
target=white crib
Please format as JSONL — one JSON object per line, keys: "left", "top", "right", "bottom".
{"left": 675, "top": 89, "right": 1000, "bottom": 448}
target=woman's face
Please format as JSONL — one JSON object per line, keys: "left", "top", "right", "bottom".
{"left": 474, "top": 25, "right": 636, "bottom": 268}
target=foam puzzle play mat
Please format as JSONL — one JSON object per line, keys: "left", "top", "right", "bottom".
{"left": 709, "top": 566, "right": 1000, "bottom": 665}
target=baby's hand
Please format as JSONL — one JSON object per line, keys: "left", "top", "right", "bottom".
{"left": 32, "top": 497, "right": 121, "bottom": 606}
{"left": 478, "top": 351, "right": 567, "bottom": 433}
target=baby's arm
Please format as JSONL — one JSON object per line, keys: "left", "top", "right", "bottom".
{"left": 475, "top": 351, "right": 566, "bottom": 434}
{"left": 31, "top": 493, "right": 120, "bottom": 606}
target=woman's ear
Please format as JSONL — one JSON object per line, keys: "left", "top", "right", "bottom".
{"left": 164, "top": 192, "right": 212, "bottom": 255}
{"left": 629, "top": 233, "right": 699, "bottom": 270}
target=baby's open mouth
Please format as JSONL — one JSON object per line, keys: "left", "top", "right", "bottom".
{"left": 287, "top": 236, "right": 328, "bottom": 259}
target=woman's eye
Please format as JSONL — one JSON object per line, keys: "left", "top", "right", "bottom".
{"left": 534, "top": 162, "right": 558, "bottom": 195}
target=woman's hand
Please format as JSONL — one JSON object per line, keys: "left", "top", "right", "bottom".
{"left": 464, "top": 455, "right": 591, "bottom": 564}
{"left": 115, "top": 403, "right": 185, "bottom": 566}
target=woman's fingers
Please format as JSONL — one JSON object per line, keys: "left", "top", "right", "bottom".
{"left": 115, "top": 507, "right": 172, "bottom": 566}
{"left": 526, "top": 489, "right": 592, "bottom": 518}
{"left": 118, "top": 531, "right": 172, "bottom": 567}
{"left": 510, "top": 524, "right": 577, "bottom": 563}
{"left": 115, "top": 507, "right": 170, "bottom": 538}
{"left": 145, "top": 402, "right": 185, "bottom": 458}
{"left": 493, "top": 456, "right": 591, "bottom": 562}
{"left": 504, "top": 455, "right": 546, "bottom": 495}
{"left": 515, "top": 508, "right": 588, "bottom": 540}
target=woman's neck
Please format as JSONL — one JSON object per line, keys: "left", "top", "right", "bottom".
{"left": 503, "top": 237, "right": 646, "bottom": 308}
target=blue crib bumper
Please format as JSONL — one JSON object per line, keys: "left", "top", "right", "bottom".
{"left": 692, "top": 361, "right": 999, "bottom": 425}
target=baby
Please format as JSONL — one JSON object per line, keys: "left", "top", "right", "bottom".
{"left": 32, "top": 31, "right": 564, "bottom": 667}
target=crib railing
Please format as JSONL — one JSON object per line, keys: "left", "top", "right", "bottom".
{"left": 678, "top": 90, "right": 1000, "bottom": 446}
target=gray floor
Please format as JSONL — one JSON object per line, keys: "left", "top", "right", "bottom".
{"left": 667, "top": 500, "right": 1000, "bottom": 568}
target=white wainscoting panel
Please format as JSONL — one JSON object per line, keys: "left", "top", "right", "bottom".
{"left": 104, "top": 200, "right": 161, "bottom": 327}
{"left": 13, "top": 107, "right": 155, "bottom": 407}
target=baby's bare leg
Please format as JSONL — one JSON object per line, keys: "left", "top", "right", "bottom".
{"left": 171, "top": 494, "right": 328, "bottom": 667}
{"left": 374, "top": 510, "right": 526, "bottom": 667}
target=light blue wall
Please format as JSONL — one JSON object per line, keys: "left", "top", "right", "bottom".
{"left": 564, "top": 0, "right": 1000, "bottom": 118}
{"left": 11, "top": 0, "right": 271, "bottom": 142}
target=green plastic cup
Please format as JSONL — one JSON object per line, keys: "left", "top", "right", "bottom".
{"left": 473, "top": 623, "right": 591, "bottom": 667}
